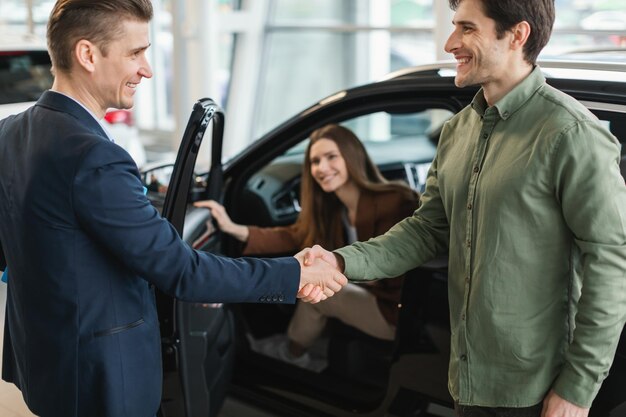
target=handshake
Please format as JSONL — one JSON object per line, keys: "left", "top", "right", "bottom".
{"left": 294, "top": 245, "right": 346, "bottom": 304}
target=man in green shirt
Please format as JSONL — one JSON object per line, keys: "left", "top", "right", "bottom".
{"left": 302, "top": 0, "right": 626, "bottom": 416}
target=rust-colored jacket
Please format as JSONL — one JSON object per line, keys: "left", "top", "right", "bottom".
{"left": 244, "top": 189, "right": 418, "bottom": 325}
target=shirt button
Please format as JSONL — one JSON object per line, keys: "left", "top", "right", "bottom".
{"left": 473, "top": 166, "right": 479, "bottom": 173}
{"left": 460, "top": 354, "right": 467, "bottom": 361}
{"left": 466, "top": 240, "right": 471, "bottom": 248}
{"left": 467, "top": 203, "right": 472, "bottom": 210}
{"left": 482, "top": 133, "right": 488, "bottom": 139}
{"left": 465, "top": 276, "right": 470, "bottom": 283}
{"left": 461, "top": 313, "right": 466, "bottom": 320}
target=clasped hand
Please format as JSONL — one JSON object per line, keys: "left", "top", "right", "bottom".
{"left": 541, "top": 390, "right": 589, "bottom": 417}
{"left": 294, "top": 245, "right": 345, "bottom": 303}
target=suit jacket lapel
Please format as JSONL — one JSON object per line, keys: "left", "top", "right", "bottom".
{"left": 36, "top": 90, "right": 110, "bottom": 140}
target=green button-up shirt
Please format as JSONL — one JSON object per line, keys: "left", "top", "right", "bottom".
{"left": 336, "top": 67, "right": 626, "bottom": 408}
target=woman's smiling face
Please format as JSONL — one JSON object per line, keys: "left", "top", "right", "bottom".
{"left": 309, "top": 138, "right": 351, "bottom": 193}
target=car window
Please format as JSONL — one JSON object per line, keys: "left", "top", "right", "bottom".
{"left": 0, "top": 50, "right": 53, "bottom": 105}
{"left": 286, "top": 108, "right": 453, "bottom": 157}
{"left": 243, "top": 109, "right": 453, "bottom": 227}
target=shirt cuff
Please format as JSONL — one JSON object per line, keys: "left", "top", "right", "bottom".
{"left": 552, "top": 364, "right": 602, "bottom": 408}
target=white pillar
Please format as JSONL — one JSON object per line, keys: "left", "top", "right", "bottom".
{"left": 25, "top": 0, "right": 34, "bottom": 34}
{"left": 170, "top": 0, "right": 268, "bottom": 161}
{"left": 368, "top": 0, "right": 391, "bottom": 140}
{"left": 434, "top": 0, "right": 455, "bottom": 61}
{"left": 171, "top": 0, "right": 221, "bottom": 152}
{"left": 221, "top": 0, "right": 270, "bottom": 160}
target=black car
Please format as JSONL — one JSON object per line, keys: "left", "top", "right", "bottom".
{"left": 145, "top": 61, "right": 626, "bottom": 417}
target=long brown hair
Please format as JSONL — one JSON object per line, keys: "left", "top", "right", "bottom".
{"left": 294, "top": 124, "right": 417, "bottom": 248}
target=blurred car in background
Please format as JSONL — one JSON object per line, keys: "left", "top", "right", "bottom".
{"left": 0, "top": 33, "right": 147, "bottom": 167}
{"left": 580, "top": 11, "right": 626, "bottom": 31}
{"left": 548, "top": 47, "right": 626, "bottom": 63}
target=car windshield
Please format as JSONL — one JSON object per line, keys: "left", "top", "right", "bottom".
{"left": 0, "top": 50, "right": 53, "bottom": 105}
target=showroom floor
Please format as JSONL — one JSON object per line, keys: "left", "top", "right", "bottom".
{"left": 0, "top": 286, "right": 276, "bottom": 417}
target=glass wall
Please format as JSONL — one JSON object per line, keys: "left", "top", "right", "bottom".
{"left": 252, "top": 0, "right": 625, "bottom": 139}
{"left": 546, "top": 0, "right": 626, "bottom": 55}
{"left": 139, "top": 0, "right": 239, "bottom": 131}
{"left": 253, "top": 0, "right": 436, "bottom": 137}
{"left": 0, "top": 0, "right": 624, "bottom": 150}
{"left": 0, "top": 0, "right": 54, "bottom": 35}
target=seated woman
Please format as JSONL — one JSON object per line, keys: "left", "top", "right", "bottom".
{"left": 195, "top": 124, "right": 419, "bottom": 369}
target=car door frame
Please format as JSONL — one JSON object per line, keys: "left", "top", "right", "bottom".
{"left": 218, "top": 77, "right": 474, "bottom": 416}
{"left": 157, "top": 98, "right": 233, "bottom": 417}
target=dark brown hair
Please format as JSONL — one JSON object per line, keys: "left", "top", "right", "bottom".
{"left": 47, "top": 0, "right": 153, "bottom": 72}
{"left": 295, "top": 124, "right": 417, "bottom": 248}
{"left": 448, "top": 0, "right": 554, "bottom": 64}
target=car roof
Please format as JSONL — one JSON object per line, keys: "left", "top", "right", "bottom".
{"left": 381, "top": 59, "right": 626, "bottom": 83}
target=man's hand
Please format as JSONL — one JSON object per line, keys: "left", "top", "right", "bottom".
{"left": 295, "top": 245, "right": 345, "bottom": 302}
{"left": 298, "top": 244, "right": 340, "bottom": 270}
{"left": 294, "top": 247, "right": 347, "bottom": 304}
{"left": 542, "top": 390, "right": 589, "bottom": 417}
{"left": 194, "top": 200, "right": 249, "bottom": 242}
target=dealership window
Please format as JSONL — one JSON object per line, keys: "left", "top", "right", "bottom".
{"left": 251, "top": 0, "right": 625, "bottom": 142}
{"left": 253, "top": 0, "right": 436, "bottom": 138}
{"left": 136, "top": 0, "right": 240, "bottom": 133}
{"left": 545, "top": 0, "right": 626, "bottom": 55}
{"left": 0, "top": 0, "right": 624, "bottom": 155}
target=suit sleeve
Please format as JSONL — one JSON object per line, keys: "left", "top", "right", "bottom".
{"left": 0, "top": 239, "right": 5, "bottom": 271}
{"left": 72, "top": 141, "right": 300, "bottom": 304}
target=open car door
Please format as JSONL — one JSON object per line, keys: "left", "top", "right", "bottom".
{"left": 156, "top": 98, "right": 234, "bottom": 417}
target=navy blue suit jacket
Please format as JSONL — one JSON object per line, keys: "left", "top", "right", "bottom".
{"left": 0, "top": 91, "right": 300, "bottom": 417}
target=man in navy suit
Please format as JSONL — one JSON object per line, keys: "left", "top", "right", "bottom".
{"left": 0, "top": 1, "right": 346, "bottom": 416}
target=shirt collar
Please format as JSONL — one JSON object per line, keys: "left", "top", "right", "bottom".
{"left": 471, "top": 66, "right": 546, "bottom": 120}
{"left": 53, "top": 91, "right": 114, "bottom": 141}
